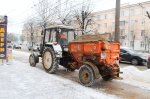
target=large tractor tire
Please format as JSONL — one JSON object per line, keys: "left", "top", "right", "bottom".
{"left": 42, "top": 47, "right": 57, "bottom": 74}
{"left": 79, "top": 64, "right": 95, "bottom": 87}
{"left": 29, "top": 54, "right": 36, "bottom": 67}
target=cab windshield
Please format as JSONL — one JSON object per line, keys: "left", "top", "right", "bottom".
{"left": 44, "top": 28, "right": 75, "bottom": 45}
{"left": 58, "top": 30, "right": 75, "bottom": 45}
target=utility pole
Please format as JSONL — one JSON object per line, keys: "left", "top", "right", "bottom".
{"left": 115, "top": 0, "right": 120, "bottom": 42}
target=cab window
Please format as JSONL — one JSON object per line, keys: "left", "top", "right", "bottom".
{"left": 50, "top": 29, "right": 56, "bottom": 42}
{"left": 45, "top": 30, "right": 50, "bottom": 42}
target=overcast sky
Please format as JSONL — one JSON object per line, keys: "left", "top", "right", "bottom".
{"left": 0, "top": 0, "right": 149, "bottom": 34}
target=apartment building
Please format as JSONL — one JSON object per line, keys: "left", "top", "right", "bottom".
{"left": 88, "top": 1, "right": 150, "bottom": 51}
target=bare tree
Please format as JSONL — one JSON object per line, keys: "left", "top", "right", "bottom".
{"left": 25, "top": 18, "right": 37, "bottom": 44}
{"left": 7, "top": 33, "right": 18, "bottom": 42}
{"left": 57, "top": 0, "right": 73, "bottom": 26}
{"left": 58, "top": 10, "right": 73, "bottom": 26}
{"left": 74, "top": 3, "right": 93, "bottom": 35}
{"left": 20, "top": 35, "right": 25, "bottom": 43}
{"left": 35, "top": 0, "right": 55, "bottom": 32}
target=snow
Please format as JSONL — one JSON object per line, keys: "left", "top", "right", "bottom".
{"left": 0, "top": 50, "right": 118, "bottom": 99}
{"left": 120, "top": 66, "right": 150, "bottom": 90}
{"left": 1, "top": 50, "right": 150, "bottom": 98}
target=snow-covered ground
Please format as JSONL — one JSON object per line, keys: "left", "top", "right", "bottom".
{"left": 0, "top": 50, "right": 150, "bottom": 99}
{"left": 0, "top": 51, "right": 118, "bottom": 99}
{"left": 121, "top": 66, "right": 150, "bottom": 91}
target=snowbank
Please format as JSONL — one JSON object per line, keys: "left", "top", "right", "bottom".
{"left": 0, "top": 60, "right": 118, "bottom": 99}
{"left": 121, "top": 66, "right": 150, "bottom": 90}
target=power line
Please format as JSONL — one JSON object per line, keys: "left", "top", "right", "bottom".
{"left": 11, "top": 0, "right": 104, "bottom": 26}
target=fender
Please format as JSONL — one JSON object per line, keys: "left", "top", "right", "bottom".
{"left": 45, "top": 43, "right": 62, "bottom": 58}
{"left": 84, "top": 61, "right": 100, "bottom": 79}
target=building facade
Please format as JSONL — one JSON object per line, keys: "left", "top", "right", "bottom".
{"left": 22, "top": 23, "right": 42, "bottom": 45}
{"left": 88, "top": 1, "right": 150, "bottom": 51}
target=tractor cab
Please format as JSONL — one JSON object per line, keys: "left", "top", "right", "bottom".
{"left": 43, "top": 25, "right": 75, "bottom": 46}
{"left": 39, "top": 25, "right": 75, "bottom": 55}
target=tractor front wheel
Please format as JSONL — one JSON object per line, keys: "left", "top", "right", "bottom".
{"left": 29, "top": 54, "right": 36, "bottom": 67}
{"left": 42, "top": 47, "right": 57, "bottom": 74}
{"left": 79, "top": 65, "right": 95, "bottom": 87}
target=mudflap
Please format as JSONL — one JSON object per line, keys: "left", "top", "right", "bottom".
{"left": 110, "top": 64, "right": 123, "bottom": 80}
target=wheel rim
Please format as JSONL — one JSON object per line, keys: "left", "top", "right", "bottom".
{"left": 29, "top": 55, "right": 33, "bottom": 65}
{"left": 80, "top": 69, "right": 90, "bottom": 84}
{"left": 44, "top": 51, "right": 52, "bottom": 69}
{"left": 132, "top": 59, "right": 138, "bottom": 65}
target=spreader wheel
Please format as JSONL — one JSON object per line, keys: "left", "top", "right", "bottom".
{"left": 79, "top": 64, "right": 95, "bottom": 87}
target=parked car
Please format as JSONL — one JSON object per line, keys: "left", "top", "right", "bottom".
{"left": 28, "top": 44, "right": 39, "bottom": 51}
{"left": 7, "top": 44, "right": 12, "bottom": 48}
{"left": 147, "top": 55, "right": 150, "bottom": 69}
{"left": 120, "top": 47, "right": 148, "bottom": 65}
{"left": 13, "top": 44, "right": 21, "bottom": 49}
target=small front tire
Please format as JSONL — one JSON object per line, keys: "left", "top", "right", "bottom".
{"left": 29, "top": 54, "right": 36, "bottom": 67}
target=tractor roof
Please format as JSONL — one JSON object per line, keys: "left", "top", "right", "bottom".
{"left": 46, "top": 25, "right": 74, "bottom": 30}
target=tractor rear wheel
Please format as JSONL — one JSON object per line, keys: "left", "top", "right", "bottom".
{"left": 79, "top": 65, "right": 95, "bottom": 87}
{"left": 42, "top": 47, "right": 57, "bottom": 74}
{"left": 29, "top": 54, "right": 36, "bottom": 67}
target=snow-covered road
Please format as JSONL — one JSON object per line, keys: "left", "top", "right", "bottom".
{"left": 0, "top": 61, "right": 117, "bottom": 99}
{"left": 0, "top": 50, "right": 150, "bottom": 99}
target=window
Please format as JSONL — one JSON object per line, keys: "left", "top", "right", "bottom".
{"left": 112, "top": 12, "right": 115, "bottom": 18}
{"left": 130, "top": 9, "right": 134, "bottom": 16}
{"left": 112, "top": 22, "right": 115, "bottom": 27}
{"left": 141, "top": 18, "right": 145, "bottom": 25}
{"left": 130, "top": 31, "right": 134, "bottom": 37}
{"left": 97, "top": 15, "right": 100, "bottom": 20}
{"left": 105, "top": 23, "right": 107, "bottom": 28}
{"left": 120, "top": 11, "right": 124, "bottom": 17}
{"left": 104, "top": 14, "right": 107, "bottom": 19}
{"left": 130, "top": 41, "right": 133, "bottom": 47}
{"left": 97, "top": 24, "right": 100, "bottom": 29}
{"left": 130, "top": 20, "right": 134, "bottom": 26}
{"left": 120, "top": 29, "right": 125, "bottom": 36}
{"left": 125, "top": 11, "right": 129, "bottom": 16}
{"left": 68, "top": 31, "right": 75, "bottom": 42}
{"left": 101, "top": 15, "right": 104, "bottom": 19}
{"left": 142, "top": 8, "right": 146, "bottom": 14}
{"left": 136, "top": 9, "right": 140, "bottom": 14}
{"left": 141, "top": 30, "right": 145, "bottom": 36}
{"left": 141, "top": 41, "right": 144, "bottom": 47}
{"left": 120, "top": 21, "right": 125, "bottom": 26}
{"left": 107, "top": 14, "right": 111, "bottom": 19}
{"left": 50, "top": 29, "right": 56, "bottom": 42}
{"left": 45, "top": 30, "right": 50, "bottom": 42}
